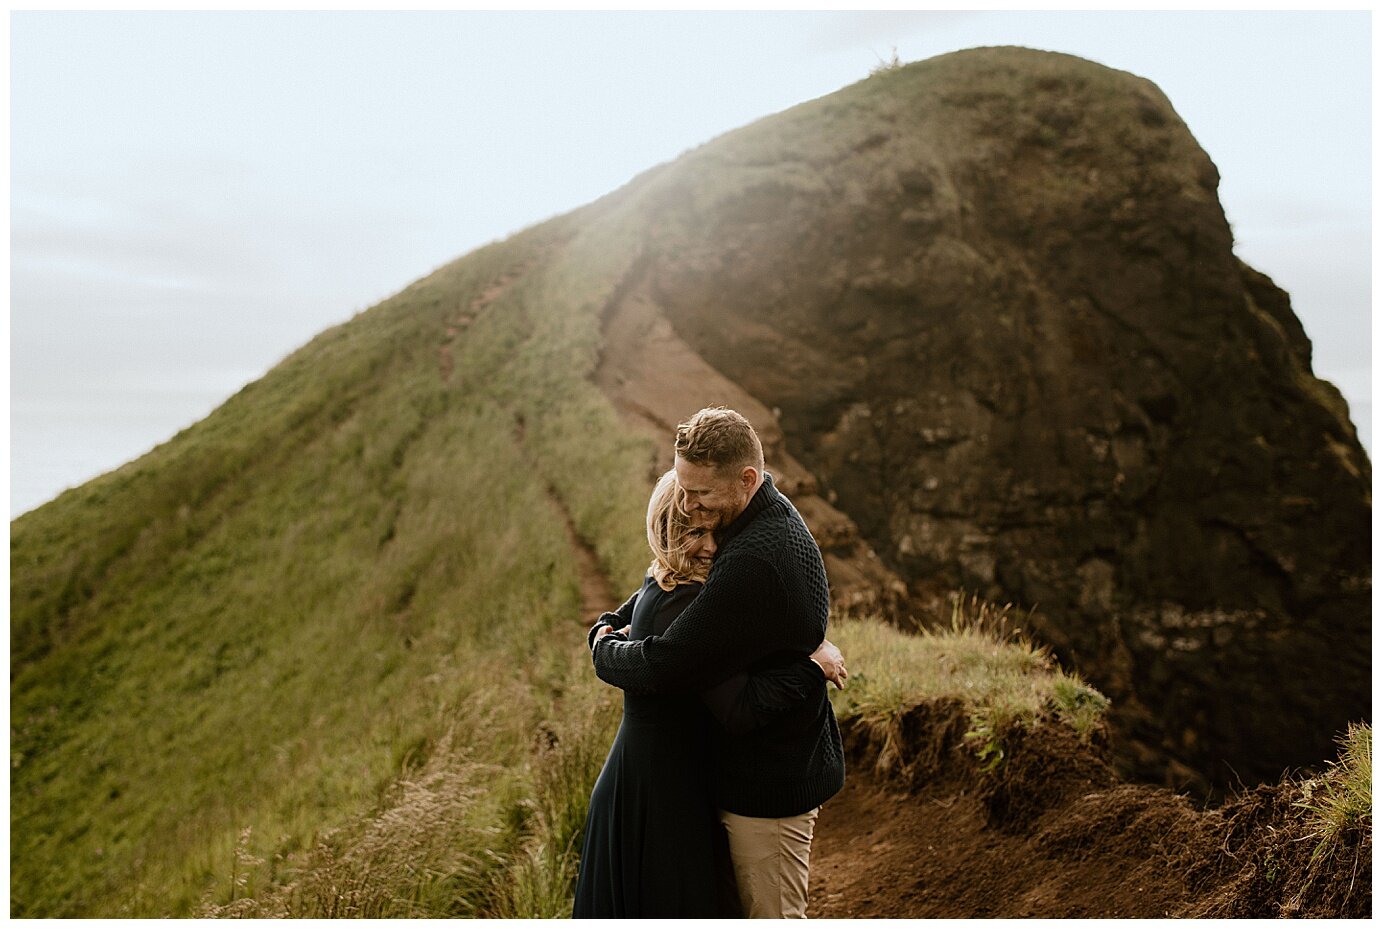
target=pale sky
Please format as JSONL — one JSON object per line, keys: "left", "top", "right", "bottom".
{"left": 9, "top": 10, "right": 1372, "bottom": 517}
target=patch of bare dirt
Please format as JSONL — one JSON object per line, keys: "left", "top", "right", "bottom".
{"left": 550, "top": 485, "right": 617, "bottom": 619}
{"left": 591, "top": 265, "right": 907, "bottom": 619}
{"left": 808, "top": 709, "right": 1370, "bottom": 918}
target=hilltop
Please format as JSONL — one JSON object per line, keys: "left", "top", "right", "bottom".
{"left": 11, "top": 46, "right": 1370, "bottom": 916}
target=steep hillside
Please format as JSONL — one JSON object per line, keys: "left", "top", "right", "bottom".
{"left": 578, "top": 46, "right": 1372, "bottom": 791}
{"left": 10, "top": 45, "right": 1370, "bottom": 915}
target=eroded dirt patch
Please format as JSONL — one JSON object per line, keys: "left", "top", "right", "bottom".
{"left": 808, "top": 712, "right": 1370, "bottom": 918}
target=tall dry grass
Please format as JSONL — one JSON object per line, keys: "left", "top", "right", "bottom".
{"left": 197, "top": 655, "right": 622, "bottom": 918}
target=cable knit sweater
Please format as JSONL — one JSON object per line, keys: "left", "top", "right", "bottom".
{"left": 590, "top": 473, "right": 845, "bottom": 817}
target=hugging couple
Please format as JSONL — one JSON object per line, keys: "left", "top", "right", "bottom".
{"left": 575, "top": 407, "right": 848, "bottom": 919}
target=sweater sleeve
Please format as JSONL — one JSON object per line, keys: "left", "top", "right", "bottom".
{"left": 700, "top": 657, "right": 825, "bottom": 736}
{"left": 591, "top": 552, "right": 785, "bottom": 694}
{"left": 585, "top": 584, "right": 642, "bottom": 651}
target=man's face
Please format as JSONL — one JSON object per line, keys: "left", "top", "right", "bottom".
{"left": 675, "top": 456, "right": 754, "bottom": 528}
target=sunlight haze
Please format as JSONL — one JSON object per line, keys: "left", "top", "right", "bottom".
{"left": 9, "top": 10, "right": 1372, "bottom": 516}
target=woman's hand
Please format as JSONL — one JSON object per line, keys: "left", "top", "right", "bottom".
{"left": 809, "top": 639, "right": 847, "bottom": 689}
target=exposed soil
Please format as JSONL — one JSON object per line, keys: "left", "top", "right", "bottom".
{"left": 551, "top": 486, "right": 618, "bottom": 619}
{"left": 807, "top": 706, "right": 1371, "bottom": 918}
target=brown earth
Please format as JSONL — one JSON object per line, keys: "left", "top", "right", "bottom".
{"left": 807, "top": 706, "right": 1371, "bottom": 918}
{"left": 513, "top": 409, "right": 620, "bottom": 618}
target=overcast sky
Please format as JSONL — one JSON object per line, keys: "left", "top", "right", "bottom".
{"left": 9, "top": 10, "right": 1372, "bottom": 517}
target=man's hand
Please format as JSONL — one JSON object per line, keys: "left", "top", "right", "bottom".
{"left": 593, "top": 624, "right": 631, "bottom": 643}
{"left": 809, "top": 638, "right": 847, "bottom": 689}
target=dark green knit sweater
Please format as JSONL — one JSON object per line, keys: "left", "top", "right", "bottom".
{"left": 590, "top": 473, "right": 845, "bottom": 817}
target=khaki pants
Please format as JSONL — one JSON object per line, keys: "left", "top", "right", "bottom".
{"left": 719, "top": 807, "right": 821, "bottom": 918}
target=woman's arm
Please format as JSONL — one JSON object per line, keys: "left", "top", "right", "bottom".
{"left": 586, "top": 584, "right": 641, "bottom": 650}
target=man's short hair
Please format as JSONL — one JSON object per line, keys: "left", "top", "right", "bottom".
{"left": 675, "top": 407, "right": 765, "bottom": 474}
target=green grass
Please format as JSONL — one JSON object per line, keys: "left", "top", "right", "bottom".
{"left": 828, "top": 596, "right": 1108, "bottom": 771}
{"left": 9, "top": 209, "right": 651, "bottom": 916}
{"left": 191, "top": 598, "right": 1092, "bottom": 918}
{"left": 1297, "top": 722, "right": 1372, "bottom": 860}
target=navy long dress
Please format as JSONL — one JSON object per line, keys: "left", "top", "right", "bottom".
{"left": 572, "top": 576, "right": 721, "bottom": 918}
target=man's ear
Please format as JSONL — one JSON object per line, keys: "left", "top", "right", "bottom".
{"left": 739, "top": 466, "right": 760, "bottom": 490}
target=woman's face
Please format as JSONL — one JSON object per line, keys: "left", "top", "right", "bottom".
{"left": 684, "top": 523, "right": 718, "bottom": 571}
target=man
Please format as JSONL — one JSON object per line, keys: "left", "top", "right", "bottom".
{"left": 590, "top": 407, "right": 846, "bottom": 918}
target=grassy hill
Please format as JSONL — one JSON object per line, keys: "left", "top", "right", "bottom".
{"left": 3, "top": 113, "right": 1121, "bottom": 913}
{"left": 11, "top": 49, "right": 1370, "bottom": 917}
{"left": 6, "top": 192, "right": 1108, "bottom": 915}
{"left": 10, "top": 206, "right": 661, "bottom": 915}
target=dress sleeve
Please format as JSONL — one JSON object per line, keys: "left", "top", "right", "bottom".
{"left": 611, "top": 586, "right": 640, "bottom": 624}
{"left": 700, "top": 657, "right": 826, "bottom": 736}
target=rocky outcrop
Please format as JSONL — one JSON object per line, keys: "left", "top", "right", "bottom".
{"left": 586, "top": 46, "right": 1370, "bottom": 790}
{"left": 593, "top": 264, "right": 907, "bottom": 617}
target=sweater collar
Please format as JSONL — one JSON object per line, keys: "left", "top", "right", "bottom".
{"left": 715, "top": 471, "right": 780, "bottom": 548}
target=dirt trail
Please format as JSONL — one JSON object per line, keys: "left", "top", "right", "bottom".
{"left": 511, "top": 411, "right": 618, "bottom": 621}
{"left": 591, "top": 268, "right": 906, "bottom": 617}
{"left": 438, "top": 258, "right": 539, "bottom": 384}
{"left": 548, "top": 486, "right": 618, "bottom": 620}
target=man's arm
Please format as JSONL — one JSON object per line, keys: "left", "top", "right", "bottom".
{"left": 701, "top": 657, "right": 825, "bottom": 736}
{"left": 700, "top": 638, "right": 847, "bottom": 735}
{"left": 591, "top": 553, "right": 788, "bottom": 695}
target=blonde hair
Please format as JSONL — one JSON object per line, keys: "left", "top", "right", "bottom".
{"left": 647, "top": 469, "right": 710, "bottom": 591}
{"left": 674, "top": 407, "right": 764, "bottom": 475}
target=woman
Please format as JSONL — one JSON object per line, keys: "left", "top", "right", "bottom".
{"left": 572, "top": 470, "right": 835, "bottom": 918}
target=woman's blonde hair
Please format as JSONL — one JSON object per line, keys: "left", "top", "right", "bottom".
{"left": 647, "top": 469, "right": 710, "bottom": 591}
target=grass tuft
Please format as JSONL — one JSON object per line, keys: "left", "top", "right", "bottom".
{"left": 1296, "top": 722, "right": 1372, "bottom": 862}
{"left": 869, "top": 45, "right": 904, "bottom": 76}
{"left": 1049, "top": 672, "right": 1110, "bottom": 741}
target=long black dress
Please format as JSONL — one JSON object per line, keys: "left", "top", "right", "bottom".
{"left": 572, "top": 576, "right": 822, "bottom": 918}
